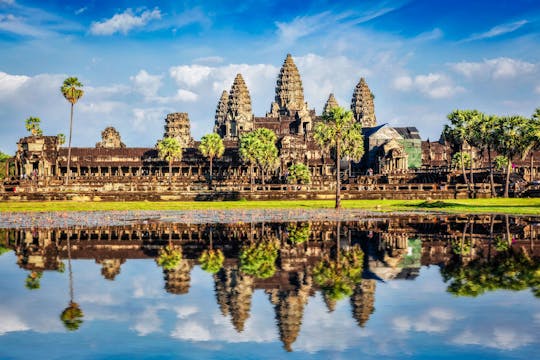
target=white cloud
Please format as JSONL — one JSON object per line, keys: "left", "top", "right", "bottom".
{"left": 78, "top": 101, "right": 126, "bottom": 114}
{"left": 173, "top": 306, "right": 199, "bottom": 319}
{"left": 451, "top": 57, "right": 536, "bottom": 79}
{"left": 171, "top": 321, "right": 211, "bottom": 341}
{"left": 0, "top": 71, "right": 30, "bottom": 94}
{"left": 0, "top": 309, "right": 29, "bottom": 335}
{"left": 465, "top": 20, "right": 528, "bottom": 41}
{"left": 132, "top": 107, "right": 169, "bottom": 134}
{"left": 132, "top": 306, "right": 163, "bottom": 336}
{"left": 393, "top": 73, "right": 465, "bottom": 99}
{"left": 393, "top": 308, "right": 457, "bottom": 334}
{"left": 535, "top": 85, "right": 540, "bottom": 94}
{"left": 130, "top": 70, "right": 163, "bottom": 99}
{"left": 452, "top": 328, "right": 534, "bottom": 350}
{"left": 170, "top": 65, "right": 213, "bottom": 87}
{"left": 90, "top": 8, "right": 162, "bottom": 35}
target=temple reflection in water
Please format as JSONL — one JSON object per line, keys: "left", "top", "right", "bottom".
{"left": 1, "top": 215, "right": 539, "bottom": 352}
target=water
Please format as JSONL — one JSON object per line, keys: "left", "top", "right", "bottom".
{"left": 0, "top": 212, "right": 539, "bottom": 359}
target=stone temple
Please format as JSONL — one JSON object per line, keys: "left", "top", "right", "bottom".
{"left": 6, "top": 53, "right": 538, "bottom": 196}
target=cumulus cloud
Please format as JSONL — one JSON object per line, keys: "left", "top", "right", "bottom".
{"left": 130, "top": 70, "right": 163, "bottom": 99}
{"left": 0, "top": 309, "right": 29, "bottom": 335}
{"left": 451, "top": 57, "right": 536, "bottom": 79}
{"left": 465, "top": 20, "right": 528, "bottom": 41}
{"left": 90, "top": 8, "right": 162, "bottom": 35}
{"left": 171, "top": 321, "right": 211, "bottom": 341}
{"left": 392, "top": 73, "right": 465, "bottom": 99}
{"left": 452, "top": 328, "right": 534, "bottom": 350}
{"left": 393, "top": 308, "right": 457, "bottom": 334}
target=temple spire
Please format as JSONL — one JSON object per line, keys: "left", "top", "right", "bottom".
{"left": 214, "top": 90, "right": 229, "bottom": 137}
{"left": 225, "top": 74, "right": 253, "bottom": 139}
{"left": 323, "top": 93, "right": 339, "bottom": 115}
{"left": 268, "top": 54, "right": 308, "bottom": 117}
{"left": 351, "top": 77, "right": 376, "bottom": 128}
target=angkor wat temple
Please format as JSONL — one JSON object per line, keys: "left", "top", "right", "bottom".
{"left": 4, "top": 54, "right": 540, "bottom": 198}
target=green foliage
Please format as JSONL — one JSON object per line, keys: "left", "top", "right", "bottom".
{"left": 61, "top": 77, "right": 84, "bottom": 104}
{"left": 452, "top": 152, "right": 471, "bottom": 169}
{"left": 313, "top": 246, "right": 364, "bottom": 301}
{"left": 494, "top": 155, "right": 509, "bottom": 171}
{"left": 0, "top": 246, "right": 10, "bottom": 256}
{"left": 314, "top": 107, "right": 364, "bottom": 161}
{"left": 239, "top": 128, "right": 279, "bottom": 181}
{"left": 199, "top": 133, "right": 225, "bottom": 161}
{"left": 287, "top": 223, "right": 311, "bottom": 244}
{"left": 451, "top": 239, "right": 471, "bottom": 255}
{"left": 287, "top": 163, "right": 311, "bottom": 184}
{"left": 494, "top": 236, "right": 509, "bottom": 252}
{"left": 25, "top": 116, "right": 42, "bottom": 136}
{"left": 0, "top": 151, "right": 12, "bottom": 179}
{"left": 60, "top": 302, "right": 84, "bottom": 331}
{"left": 57, "top": 133, "right": 66, "bottom": 146}
{"left": 156, "top": 245, "right": 182, "bottom": 270}
{"left": 25, "top": 271, "right": 42, "bottom": 290}
{"left": 157, "top": 137, "right": 183, "bottom": 163}
{"left": 441, "top": 249, "right": 540, "bottom": 297}
{"left": 239, "top": 240, "right": 278, "bottom": 279}
{"left": 199, "top": 249, "right": 225, "bottom": 274}
{"left": 399, "top": 238, "right": 422, "bottom": 267}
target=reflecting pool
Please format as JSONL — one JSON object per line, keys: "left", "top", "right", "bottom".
{"left": 0, "top": 212, "right": 539, "bottom": 359}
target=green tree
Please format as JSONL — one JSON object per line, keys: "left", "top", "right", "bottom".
{"left": 25, "top": 271, "right": 43, "bottom": 290}
{"left": 451, "top": 152, "right": 471, "bottom": 169}
{"left": 494, "top": 155, "right": 509, "bottom": 171}
{"left": 0, "top": 151, "right": 11, "bottom": 179}
{"left": 521, "top": 109, "right": 540, "bottom": 182}
{"left": 25, "top": 116, "right": 43, "bottom": 136}
{"left": 57, "top": 133, "right": 66, "bottom": 146}
{"left": 470, "top": 113, "right": 498, "bottom": 196}
{"left": 60, "top": 77, "right": 84, "bottom": 185}
{"left": 239, "top": 239, "right": 278, "bottom": 279}
{"left": 199, "top": 133, "right": 225, "bottom": 186}
{"left": 156, "top": 245, "right": 183, "bottom": 271}
{"left": 60, "top": 302, "right": 84, "bottom": 331}
{"left": 492, "top": 115, "right": 530, "bottom": 197}
{"left": 444, "top": 110, "right": 482, "bottom": 193}
{"left": 199, "top": 249, "right": 225, "bottom": 274}
{"left": 314, "top": 107, "right": 364, "bottom": 209}
{"left": 239, "top": 128, "right": 279, "bottom": 189}
{"left": 287, "top": 223, "right": 311, "bottom": 244}
{"left": 157, "top": 137, "right": 183, "bottom": 185}
{"left": 287, "top": 163, "right": 311, "bottom": 185}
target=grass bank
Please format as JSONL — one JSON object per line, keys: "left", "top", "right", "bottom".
{"left": 0, "top": 198, "right": 539, "bottom": 215}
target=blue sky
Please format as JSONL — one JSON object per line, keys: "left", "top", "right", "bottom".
{"left": 1, "top": 0, "right": 540, "bottom": 153}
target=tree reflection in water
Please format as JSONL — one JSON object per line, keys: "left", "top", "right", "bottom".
{"left": 2, "top": 214, "right": 539, "bottom": 350}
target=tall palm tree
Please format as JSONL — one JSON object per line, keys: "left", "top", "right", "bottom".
{"left": 522, "top": 108, "right": 540, "bottom": 182}
{"left": 199, "top": 133, "right": 225, "bottom": 186}
{"left": 492, "top": 115, "right": 530, "bottom": 197}
{"left": 314, "top": 107, "right": 364, "bottom": 209}
{"left": 239, "top": 132, "right": 261, "bottom": 192}
{"left": 60, "top": 77, "right": 84, "bottom": 185}
{"left": 60, "top": 235, "right": 84, "bottom": 331}
{"left": 157, "top": 137, "right": 183, "bottom": 185}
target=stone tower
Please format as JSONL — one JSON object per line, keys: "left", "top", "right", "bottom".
{"left": 213, "top": 90, "right": 229, "bottom": 137}
{"left": 350, "top": 279, "right": 376, "bottom": 328}
{"left": 323, "top": 93, "right": 339, "bottom": 115}
{"left": 224, "top": 73, "right": 253, "bottom": 139}
{"left": 268, "top": 54, "right": 312, "bottom": 134}
{"left": 163, "top": 113, "right": 193, "bottom": 147}
{"left": 96, "top": 127, "right": 126, "bottom": 149}
{"left": 351, "top": 78, "right": 376, "bottom": 128}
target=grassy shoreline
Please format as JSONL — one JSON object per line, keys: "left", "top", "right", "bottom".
{"left": 0, "top": 198, "right": 539, "bottom": 215}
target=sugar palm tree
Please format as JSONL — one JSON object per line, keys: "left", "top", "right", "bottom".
{"left": 25, "top": 116, "right": 43, "bottom": 136}
{"left": 522, "top": 108, "right": 540, "bottom": 182}
{"left": 492, "top": 115, "right": 530, "bottom": 197}
{"left": 157, "top": 137, "right": 183, "bottom": 185}
{"left": 199, "top": 133, "right": 225, "bottom": 186}
{"left": 60, "top": 235, "right": 84, "bottom": 331}
{"left": 314, "top": 107, "right": 364, "bottom": 209}
{"left": 60, "top": 77, "right": 84, "bottom": 185}
{"left": 239, "top": 132, "right": 260, "bottom": 191}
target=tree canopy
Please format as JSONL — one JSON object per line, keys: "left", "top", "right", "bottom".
{"left": 25, "top": 117, "right": 42, "bottom": 136}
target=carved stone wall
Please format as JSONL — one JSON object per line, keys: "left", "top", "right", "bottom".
{"left": 214, "top": 90, "right": 229, "bottom": 137}
{"left": 323, "top": 93, "right": 339, "bottom": 115}
{"left": 224, "top": 74, "right": 254, "bottom": 139}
